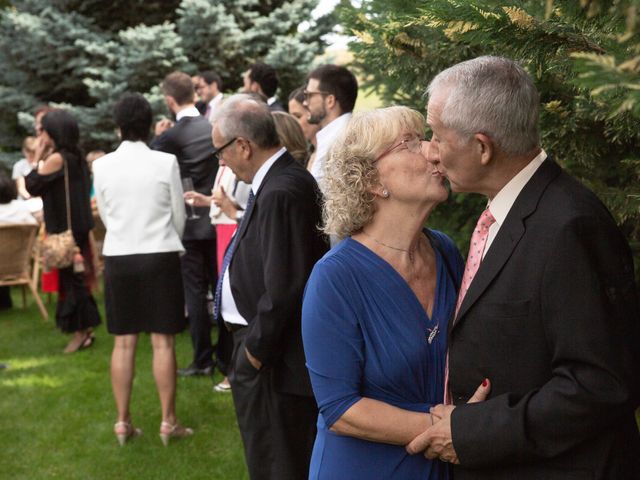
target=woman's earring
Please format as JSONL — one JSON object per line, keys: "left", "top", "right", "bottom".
{"left": 382, "top": 189, "right": 389, "bottom": 198}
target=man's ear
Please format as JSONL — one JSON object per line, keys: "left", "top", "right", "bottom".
{"left": 324, "top": 94, "right": 337, "bottom": 111}
{"left": 165, "top": 95, "right": 177, "bottom": 112}
{"left": 474, "top": 133, "right": 494, "bottom": 166}
{"left": 237, "top": 137, "right": 252, "bottom": 159}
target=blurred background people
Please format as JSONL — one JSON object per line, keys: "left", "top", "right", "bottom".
{"left": 0, "top": 171, "right": 37, "bottom": 224}
{"left": 184, "top": 126, "right": 252, "bottom": 393}
{"left": 0, "top": 170, "right": 38, "bottom": 311}
{"left": 85, "top": 150, "right": 105, "bottom": 214}
{"left": 11, "top": 136, "right": 44, "bottom": 221}
{"left": 151, "top": 71, "right": 218, "bottom": 378}
{"left": 272, "top": 111, "right": 309, "bottom": 166}
{"left": 192, "top": 74, "right": 206, "bottom": 115}
{"left": 303, "top": 65, "right": 358, "bottom": 190}
{"left": 12, "top": 136, "right": 38, "bottom": 199}
{"left": 242, "top": 62, "right": 285, "bottom": 112}
{"left": 197, "top": 70, "right": 224, "bottom": 122}
{"left": 288, "top": 87, "right": 320, "bottom": 171}
{"left": 93, "top": 92, "right": 192, "bottom": 446}
{"left": 25, "top": 109, "right": 101, "bottom": 353}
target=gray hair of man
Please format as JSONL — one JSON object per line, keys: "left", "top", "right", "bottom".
{"left": 427, "top": 56, "right": 540, "bottom": 156}
{"left": 212, "top": 93, "right": 280, "bottom": 149}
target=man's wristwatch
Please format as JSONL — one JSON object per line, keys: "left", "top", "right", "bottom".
{"left": 235, "top": 210, "right": 244, "bottom": 223}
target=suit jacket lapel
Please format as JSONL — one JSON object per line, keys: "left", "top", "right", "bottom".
{"left": 452, "top": 158, "right": 562, "bottom": 330}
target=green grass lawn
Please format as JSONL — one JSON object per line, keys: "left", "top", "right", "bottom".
{"left": 0, "top": 288, "right": 248, "bottom": 479}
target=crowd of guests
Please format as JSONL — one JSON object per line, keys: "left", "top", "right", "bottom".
{"left": 1, "top": 55, "right": 638, "bottom": 479}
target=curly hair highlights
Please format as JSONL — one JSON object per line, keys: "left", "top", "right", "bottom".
{"left": 322, "top": 106, "right": 425, "bottom": 239}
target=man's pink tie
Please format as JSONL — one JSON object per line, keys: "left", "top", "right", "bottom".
{"left": 444, "top": 208, "right": 496, "bottom": 404}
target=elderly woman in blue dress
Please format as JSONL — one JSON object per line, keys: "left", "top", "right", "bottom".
{"left": 302, "top": 106, "right": 489, "bottom": 479}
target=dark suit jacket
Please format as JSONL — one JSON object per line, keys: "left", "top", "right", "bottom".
{"left": 448, "top": 158, "right": 640, "bottom": 479}
{"left": 269, "top": 100, "right": 286, "bottom": 112}
{"left": 150, "top": 115, "right": 217, "bottom": 241}
{"left": 229, "top": 151, "right": 328, "bottom": 397}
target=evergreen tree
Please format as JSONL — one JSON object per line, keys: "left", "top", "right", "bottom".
{"left": 0, "top": 0, "right": 332, "bottom": 157}
{"left": 340, "top": 0, "right": 640, "bottom": 280}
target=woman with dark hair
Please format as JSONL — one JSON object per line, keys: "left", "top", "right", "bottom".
{"left": 93, "top": 92, "right": 192, "bottom": 446}
{"left": 25, "top": 109, "right": 101, "bottom": 353}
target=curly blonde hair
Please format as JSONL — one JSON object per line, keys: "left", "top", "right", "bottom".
{"left": 322, "top": 106, "right": 425, "bottom": 239}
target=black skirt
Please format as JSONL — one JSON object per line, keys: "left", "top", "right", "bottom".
{"left": 104, "top": 252, "right": 186, "bottom": 335}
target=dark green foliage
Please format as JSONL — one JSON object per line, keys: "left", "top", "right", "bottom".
{"left": 0, "top": 0, "right": 331, "bottom": 157}
{"left": 340, "top": 0, "right": 640, "bottom": 280}
{"left": 53, "top": 0, "right": 182, "bottom": 32}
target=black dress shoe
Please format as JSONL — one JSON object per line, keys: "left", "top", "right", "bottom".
{"left": 177, "top": 364, "right": 214, "bottom": 377}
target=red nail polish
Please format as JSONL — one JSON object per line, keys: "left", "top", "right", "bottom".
{"left": 482, "top": 378, "right": 488, "bottom": 387}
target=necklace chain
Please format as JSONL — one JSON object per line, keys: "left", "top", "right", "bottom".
{"left": 361, "top": 230, "right": 417, "bottom": 262}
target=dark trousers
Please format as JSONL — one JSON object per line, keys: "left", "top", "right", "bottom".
{"left": 180, "top": 238, "right": 217, "bottom": 368}
{"left": 229, "top": 328, "right": 317, "bottom": 480}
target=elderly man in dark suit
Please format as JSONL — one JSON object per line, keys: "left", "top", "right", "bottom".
{"left": 151, "top": 71, "right": 218, "bottom": 377}
{"left": 211, "top": 94, "right": 328, "bottom": 479}
{"left": 406, "top": 56, "right": 640, "bottom": 479}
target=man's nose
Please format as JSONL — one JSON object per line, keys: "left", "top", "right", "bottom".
{"left": 424, "top": 141, "right": 439, "bottom": 164}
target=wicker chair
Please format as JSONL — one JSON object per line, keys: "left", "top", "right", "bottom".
{"left": 0, "top": 223, "right": 48, "bottom": 320}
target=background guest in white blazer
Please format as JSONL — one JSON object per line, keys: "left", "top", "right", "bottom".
{"left": 93, "top": 93, "right": 192, "bottom": 447}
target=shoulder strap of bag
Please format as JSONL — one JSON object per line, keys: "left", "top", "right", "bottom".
{"left": 62, "top": 157, "right": 72, "bottom": 231}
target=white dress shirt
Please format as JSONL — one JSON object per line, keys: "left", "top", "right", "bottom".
{"left": 310, "top": 113, "right": 352, "bottom": 190}
{"left": 221, "top": 147, "right": 287, "bottom": 326}
{"left": 484, "top": 149, "right": 547, "bottom": 257}
{"left": 176, "top": 105, "right": 201, "bottom": 121}
{"left": 205, "top": 93, "right": 224, "bottom": 122}
{"left": 93, "top": 141, "right": 186, "bottom": 256}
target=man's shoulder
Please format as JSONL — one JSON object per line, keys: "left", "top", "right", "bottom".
{"left": 539, "top": 167, "right": 611, "bottom": 223}
{"left": 263, "top": 156, "right": 318, "bottom": 194}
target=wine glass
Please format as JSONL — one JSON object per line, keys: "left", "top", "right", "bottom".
{"left": 181, "top": 177, "right": 200, "bottom": 219}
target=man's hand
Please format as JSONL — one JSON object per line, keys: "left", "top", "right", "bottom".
{"left": 245, "top": 348, "right": 262, "bottom": 370}
{"left": 154, "top": 118, "right": 174, "bottom": 136}
{"left": 406, "top": 379, "right": 491, "bottom": 464}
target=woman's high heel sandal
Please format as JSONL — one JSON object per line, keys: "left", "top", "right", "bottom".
{"left": 159, "top": 421, "right": 193, "bottom": 446}
{"left": 114, "top": 421, "right": 142, "bottom": 446}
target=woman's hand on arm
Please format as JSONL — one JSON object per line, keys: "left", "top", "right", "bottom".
{"left": 330, "top": 398, "right": 435, "bottom": 446}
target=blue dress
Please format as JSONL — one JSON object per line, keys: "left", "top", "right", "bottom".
{"left": 302, "top": 229, "right": 464, "bottom": 480}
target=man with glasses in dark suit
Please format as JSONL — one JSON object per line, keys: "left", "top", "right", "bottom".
{"left": 212, "top": 94, "right": 328, "bottom": 479}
